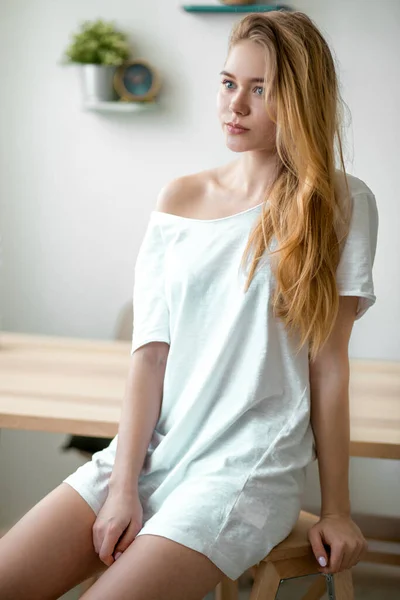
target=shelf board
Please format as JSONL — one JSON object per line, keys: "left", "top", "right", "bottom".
{"left": 183, "top": 4, "right": 289, "bottom": 13}
{"left": 84, "top": 100, "right": 157, "bottom": 113}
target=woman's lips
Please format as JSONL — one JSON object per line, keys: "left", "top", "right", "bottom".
{"left": 226, "top": 123, "right": 249, "bottom": 135}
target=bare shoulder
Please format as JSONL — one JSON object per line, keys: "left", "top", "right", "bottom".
{"left": 155, "top": 174, "right": 201, "bottom": 215}
{"left": 155, "top": 169, "right": 218, "bottom": 217}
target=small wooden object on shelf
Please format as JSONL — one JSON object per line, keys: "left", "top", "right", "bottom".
{"left": 114, "top": 59, "right": 161, "bottom": 103}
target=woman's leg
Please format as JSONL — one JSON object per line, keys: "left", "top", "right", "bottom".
{"left": 80, "top": 533, "right": 225, "bottom": 600}
{"left": 0, "top": 482, "right": 107, "bottom": 600}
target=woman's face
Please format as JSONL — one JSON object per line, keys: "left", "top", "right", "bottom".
{"left": 217, "top": 40, "right": 276, "bottom": 153}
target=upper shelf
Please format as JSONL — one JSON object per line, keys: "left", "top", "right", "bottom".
{"left": 183, "top": 4, "right": 289, "bottom": 13}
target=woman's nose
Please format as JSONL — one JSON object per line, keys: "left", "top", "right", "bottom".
{"left": 229, "top": 93, "right": 248, "bottom": 115}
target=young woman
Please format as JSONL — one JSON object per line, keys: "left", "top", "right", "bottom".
{"left": 0, "top": 10, "right": 378, "bottom": 600}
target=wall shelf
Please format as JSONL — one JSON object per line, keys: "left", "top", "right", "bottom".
{"left": 183, "top": 4, "right": 289, "bottom": 13}
{"left": 83, "top": 101, "right": 157, "bottom": 113}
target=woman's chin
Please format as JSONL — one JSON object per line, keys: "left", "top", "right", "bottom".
{"left": 225, "top": 140, "right": 253, "bottom": 153}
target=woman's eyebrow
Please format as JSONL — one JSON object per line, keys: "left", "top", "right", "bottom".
{"left": 219, "top": 70, "right": 264, "bottom": 83}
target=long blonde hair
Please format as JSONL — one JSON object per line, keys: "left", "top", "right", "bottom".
{"left": 230, "top": 11, "right": 352, "bottom": 362}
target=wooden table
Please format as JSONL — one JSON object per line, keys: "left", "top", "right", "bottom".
{"left": 0, "top": 332, "right": 400, "bottom": 460}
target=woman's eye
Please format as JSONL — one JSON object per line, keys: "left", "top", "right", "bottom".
{"left": 221, "top": 79, "right": 234, "bottom": 89}
{"left": 221, "top": 79, "right": 263, "bottom": 96}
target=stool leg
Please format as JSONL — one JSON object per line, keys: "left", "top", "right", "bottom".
{"left": 248, "top": 555, "right": 353, "bottom": 600}
{"left": 326, "top": 570, "right": 354, "bottom": 600}
{"left": 249, "top": 561, "right": 281, "bottom": 600}
{"left": 300, "top": 575, "right": 327, "bottom": 600}
{"left": 215, "top": 575, "right": 239, "bottom": 600}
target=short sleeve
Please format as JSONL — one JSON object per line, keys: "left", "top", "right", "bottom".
{"left": 131, "top": 214, "right": 170, "bottom": 354}
{"left": 336, "top": 191, "right": 379, "bottom": 320}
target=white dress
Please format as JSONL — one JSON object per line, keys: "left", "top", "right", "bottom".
{"left": 63, "top": 172, "right": 378, "bottom": 580}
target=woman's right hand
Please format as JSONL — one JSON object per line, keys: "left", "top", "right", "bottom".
{"left": 92, "top": 486, "right": 143, "bottom": 567}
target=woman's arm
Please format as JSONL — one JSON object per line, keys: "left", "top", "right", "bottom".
{"left": 309, "top": 295, "right": 359, "bottom": 517}
{"left": 108, "top": 341, "right": 169, "bottom": 494}
{"left": 108, "top": 183, "right": 183, "bottom": 495}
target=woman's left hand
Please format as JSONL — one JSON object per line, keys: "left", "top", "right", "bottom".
{"left": 307, "top": 513, "right": 368, "bottom": 575}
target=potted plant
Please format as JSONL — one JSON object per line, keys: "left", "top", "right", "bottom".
{"left": 62, "top": 19, "right": 131, "bottom": 102}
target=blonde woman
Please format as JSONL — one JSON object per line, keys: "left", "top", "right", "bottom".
{"left": 0, "top": 10, "right": 378, "bottom": 600}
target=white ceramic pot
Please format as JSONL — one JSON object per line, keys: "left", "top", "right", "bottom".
{"left": 79, "top": 65, "right": 119, "bottom": 103}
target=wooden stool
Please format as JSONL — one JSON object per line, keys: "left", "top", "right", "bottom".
{"left": 215, "top": 510, "right": 354, "bottom": 600}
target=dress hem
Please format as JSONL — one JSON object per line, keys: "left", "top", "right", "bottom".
{"left": 61, "top": 478, "right": 244, "bottom": 579}
{"left": 135, "top": 523, "right": 243, "bottom": 581}
{"left": 61, "top": 478, "right": 101, "bottom": 516}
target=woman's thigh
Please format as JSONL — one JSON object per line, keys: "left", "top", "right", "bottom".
{"left": 0, "top": 482, "right": 107, "bottom": 600}
{"left": 80, "top": 533, "right": 225, "bottom": 600}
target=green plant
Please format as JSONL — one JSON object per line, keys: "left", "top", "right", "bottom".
{"left": 63, "top": 19, "right": 130, "bottom": 65}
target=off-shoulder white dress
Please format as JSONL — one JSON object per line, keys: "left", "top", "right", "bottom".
{"left": 63, "top": 172, "right": 378, "bottom": 580}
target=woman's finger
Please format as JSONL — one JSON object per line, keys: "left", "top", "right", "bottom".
{"left": 99, "top": 525, "right": 122, "bottom": 567}
{"left": 328, "top": 541, "right": 345, "bottom": 573}
{"left": 114, "top": 521, "right": 140, "bottom": 554}
{"left": 338, "top": 544, "right": 353, "bottom": 571}
{"left": 351, "top": 539, "right": 367, "bottom": 570}
{"left": 92, "top": 519, "right": 105, "bottom": 555}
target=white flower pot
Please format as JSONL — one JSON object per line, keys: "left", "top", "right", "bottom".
{"left": 79, "top": 65, "right": 119, "bottom": 103}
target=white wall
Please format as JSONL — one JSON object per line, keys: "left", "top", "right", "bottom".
{"left": 0, "top": 0, "right": 399, "bottom": 590}
{"left": 0, "top": 0, "right": 398, "bottom": 354}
